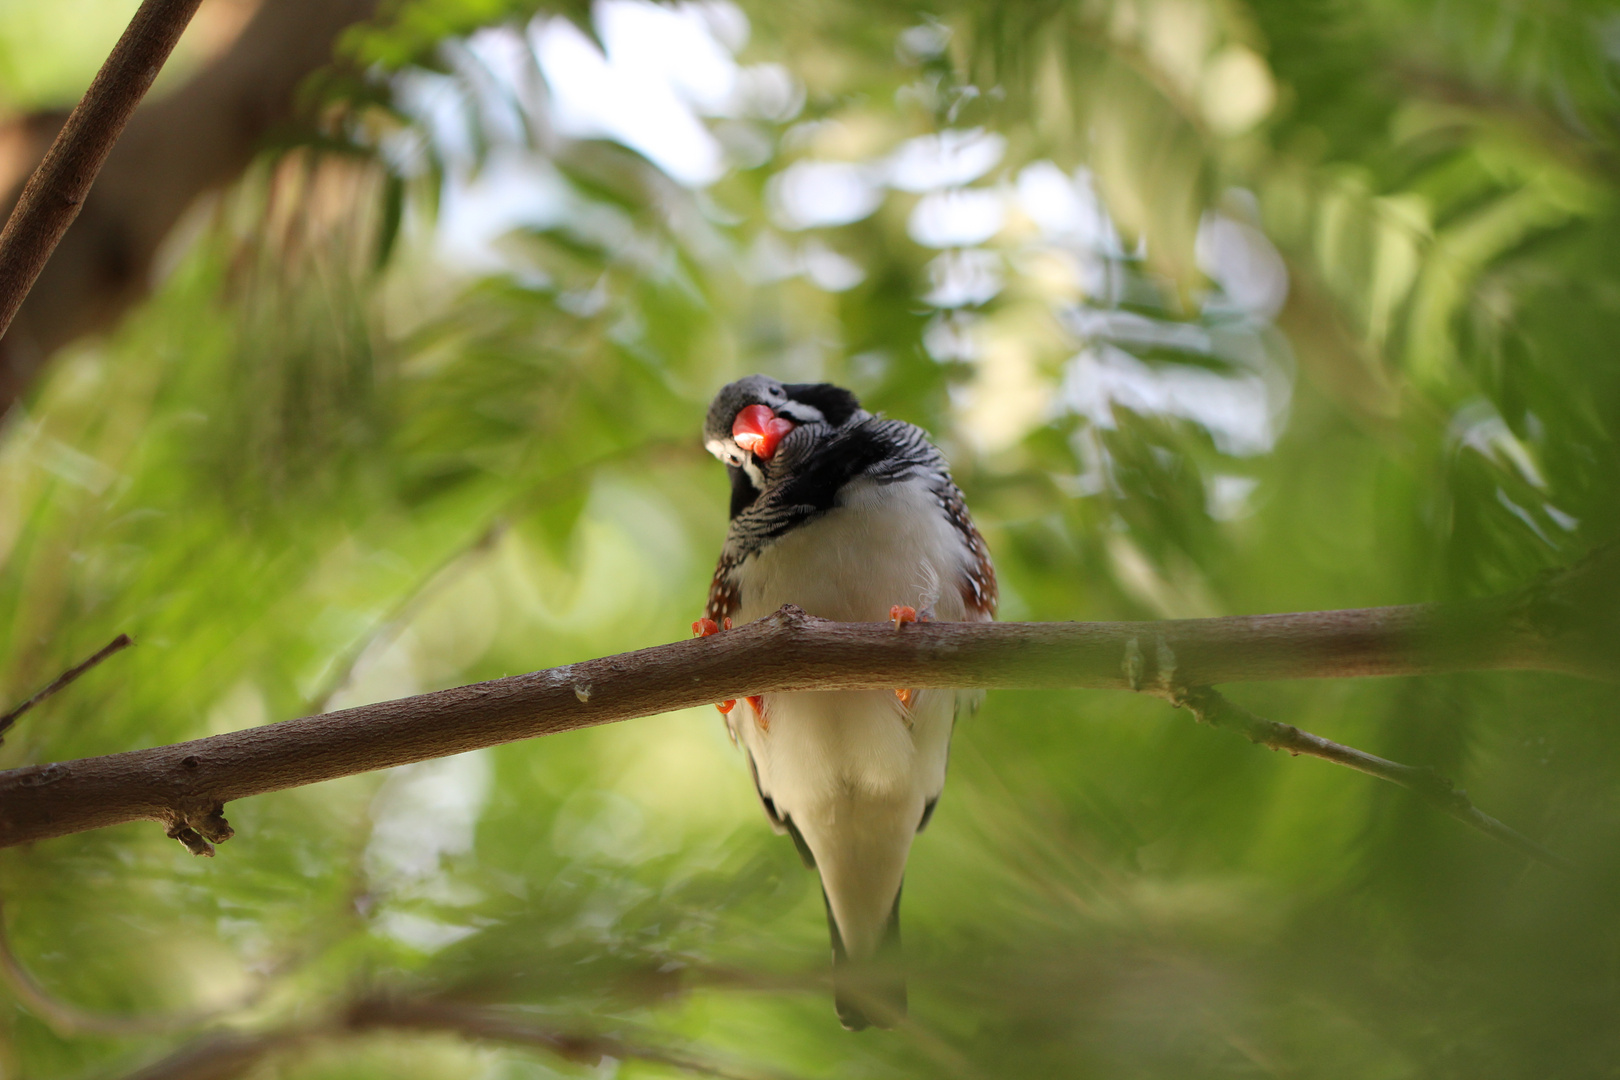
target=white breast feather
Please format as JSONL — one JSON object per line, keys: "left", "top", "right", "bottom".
{"left": 728, "top": 476, "right": 978, "bottom": 958}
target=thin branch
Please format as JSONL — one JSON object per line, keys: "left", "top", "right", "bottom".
{"left": 0, "top": 891, "right": 270, "bottom": 1037}
{"left": 0, "top": 0, "right": 203, "bottom": 344}
{"left": 344, "top": 995, "right": 799, "bottom": 1080}
{"left": 0, "top": 633, "right": 131, "bottom": 743}
{"left": 114, "top": 1031, "right": 293, "bottom": 1080}
{"left": 1166, "top": 686, "right": 1569, "bottom": 869}
{"left": 308, "top": 435, "right": 698, "bottom": 714}
{"left": 306, "top": 521, "right": 508, "bottom": 715}
{"left": 110, "top": 995, "right": 796, "bottom": 1080}
{"left": 1390, "top": 61, "right": 1620, "bottom": 187}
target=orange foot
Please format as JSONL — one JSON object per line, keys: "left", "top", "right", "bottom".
{"left": 715, "top": 695, "right": 766, "bottom": 730}
{"left": 691, "top": 616, "right": 734, "bottom": 637}
{"left": 692, "top": 616, "right": 736, "bottom": 715}
{"left": 888, "top": 607, "right": 930, "bottom": 715}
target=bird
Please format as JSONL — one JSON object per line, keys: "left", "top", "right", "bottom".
{"left": 695, "top": 375, "right": 996, "bottom": 1030}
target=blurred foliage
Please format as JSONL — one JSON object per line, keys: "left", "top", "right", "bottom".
{"left": 4, "top": 0, "right": 1620, "bottom": 1076}
{"left": 0, "top": 0, "right": 250, "bottom": 108}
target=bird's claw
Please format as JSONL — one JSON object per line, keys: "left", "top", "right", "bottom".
{"left": 692, "top": 616, "right": 733, "bottom": 637}
{"left": 719, "top": 695, "right": 767, "bottom": 727}
{"left": 889, "top": 607, "right": 925, "bottom": 720}
{"left": 694, "top": 616, "right": 736, "bottom": 715}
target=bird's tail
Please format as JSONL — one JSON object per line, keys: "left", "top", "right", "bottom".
{"left": 826, "top": 885, "right": 906, "bottom": 1031}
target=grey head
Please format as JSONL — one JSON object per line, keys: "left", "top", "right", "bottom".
{"left": 703, "top": 375, "right": 865, "bottom": 492}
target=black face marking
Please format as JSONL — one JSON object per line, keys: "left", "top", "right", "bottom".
{"left": 762, "top": 425, "right": 895, "bottom": 538}
{"left": 728, "top": 464, "right": 760, "bottom": 519}
{"left": 782, "top": 383, "right": 861, "bottom": 427}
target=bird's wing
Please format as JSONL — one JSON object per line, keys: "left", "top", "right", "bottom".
{"left": 743, "top": 744, "right": 817, "bottom": 868}
{"left": 704, "top": 550, "right": 742, "bottom": 626}
{"left": 938, "top": 479, "right": 998, "bottom": 621}
{"left": 704, "top": 549, "right": 746, "bottom": 743}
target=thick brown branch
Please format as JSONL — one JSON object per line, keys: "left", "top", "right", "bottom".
{"left": 0, "top": 585, "right": 1596, "bottom": 851}
{"left": 1169, "top": 687, "right": 1568, "bottom": 868}
{"left": 0, "top": 0, "right": 203, "bottom": 344}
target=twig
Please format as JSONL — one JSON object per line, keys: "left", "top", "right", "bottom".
{"left": 0, "top": 0, "right": 203, "bottom": 343}
{"left": 305, "top": 520, "right": 508, "bottom": 715}
{"left": 114, "top": 1029, "right": 300, "bottom": 1080}
{"left": 308, "top": 435, "right": 696, "bottom": 715}
{"left": 109, "top": 994, "right": 797, "bottom": 1080}
{"left": 344, "top": 995, "right": 798, "bottom": 1080}
{"left": 0, "top": 891, "right": 266, "bottom": 1037}
{"left": 1168, "top": 686, "right": 1569, "bottom": 869}
{"left": 0, "top": 633, "right": 132, "bottom": 743}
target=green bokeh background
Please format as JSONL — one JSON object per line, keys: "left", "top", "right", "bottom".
{"left": 3, "top": 0, "right": 1620, "bottom": 1076}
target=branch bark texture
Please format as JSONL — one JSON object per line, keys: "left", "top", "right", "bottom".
{"left": 0, "top": 576, "right": 1605, "bottom": 852}
{"left": 0, "top": 0, "right": 203, "bottom": 345}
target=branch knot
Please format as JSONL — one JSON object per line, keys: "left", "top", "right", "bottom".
{"left": 166, "top": 804, "right": 233, "bottom": 856}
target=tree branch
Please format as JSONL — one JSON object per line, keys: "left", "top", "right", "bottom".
{"left": 0, "top": 633, "right": 131, "bottom": 743}
{"left": 0, "top": 0, "right": 203, "bottom": 346}
{"left": 343, "top": 995, "right": 796, "bottom": 1080}
{"left": 0, "top": 891, "right": 270, "bottom": 1037}
{"left": 110, "top": 994, "right": 795, "bottom": 1080}
{"left": 1164, "top": 686, "right": 1568, "bottom": 868}
{"left": 0, "top": 0, "right": 384, "bottom": 419}
{"left": 0, "top": 542, "right": 1612, "bottom": 853}
{"left": 305, "top": 521, "right": 508, "bottom": 715}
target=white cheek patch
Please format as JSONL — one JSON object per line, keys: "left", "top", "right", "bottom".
{"left": 742, "top": 458, "right": 766, "bottom": 490}
{"left": 706, "top": 437, "right": 749, "bottom": 468}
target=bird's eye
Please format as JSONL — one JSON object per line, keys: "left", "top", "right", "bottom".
{"left": 767, "top": 386, "right": 784, "bottom": 399}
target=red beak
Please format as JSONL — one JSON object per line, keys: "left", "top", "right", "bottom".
{"left": 732, "top": 404, "right": 796, "bottom": 460}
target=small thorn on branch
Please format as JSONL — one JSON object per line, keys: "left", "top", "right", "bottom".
{"left": 1169, "top": 685, "right": 1571, "bottom": 871}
